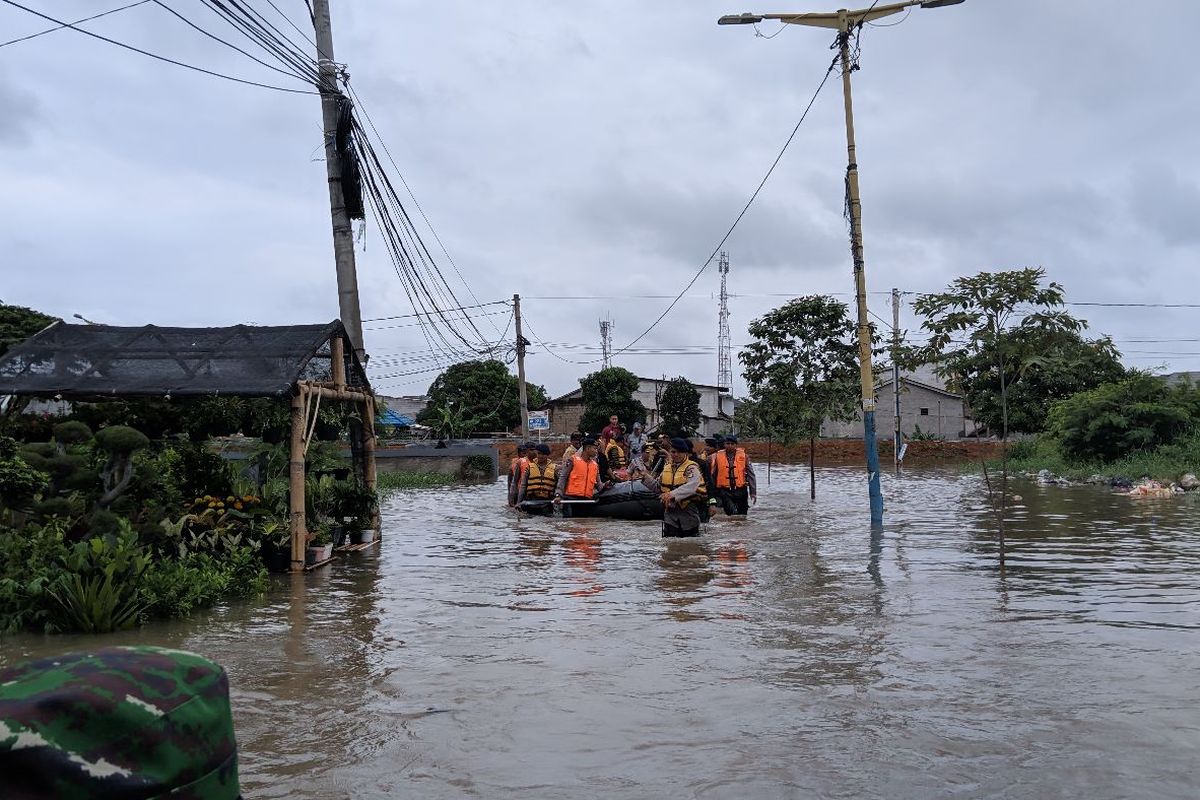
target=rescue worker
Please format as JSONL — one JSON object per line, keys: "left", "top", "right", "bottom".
{"left": 694, "top": 437, "right": 721, "bottom": 520}
{"left": 642, "top": 437, "right": 704, "bottom": 537}
{"left": 562, "top": 431, "right": 584, "bottom": 463}
{"left": 554, "top": 437, "right": 609, "bottom": 516}
{"left": 517, "top": 443, "right": 558, "bottom": 515}
{"left": 506, "top": 442, "right": 532, "bottom": 506}
{"left": 0, "top": 646, "right": 242, "bottom": 799}
{"left": 712, "top": 434, "right": 757, "bottom": 516}
{"left": 605, "top": 433, "right": 627, "bottom": 480}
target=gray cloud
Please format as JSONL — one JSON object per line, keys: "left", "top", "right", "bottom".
{"left": 0, "top": 72, "right": 39, "bottom": 146}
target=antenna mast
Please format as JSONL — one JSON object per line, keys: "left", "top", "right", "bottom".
{"left": 599, "top": 316, "right": 613, "bottom": 369}
{"left": 717, "top": 251, "right": 732, "bottom": 390}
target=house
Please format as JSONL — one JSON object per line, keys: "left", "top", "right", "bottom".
{"left": 538, "top": 376, "right": 737, "bottom": 437}
{"left": 377, "top": 394, "right": 428, "bottom": 421}
{"left": 820, "top": 366, "right": 970, "bottom": 440}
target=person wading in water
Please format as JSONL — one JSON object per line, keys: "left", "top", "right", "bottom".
{"left": 517, "top": 444, "right": 558, "bottom": 515}
{"left": 642, "top": 437, "right": 704, "bottom": 537}
{"left": 712, "top": 435, "right": 757, "bottom": 516}
{"left": 554, "top": 437, "right": 609, "bottom": 516}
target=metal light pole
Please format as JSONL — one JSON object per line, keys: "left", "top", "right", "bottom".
{"left": 718, "top": 0, "right": 964, "bottom": 525}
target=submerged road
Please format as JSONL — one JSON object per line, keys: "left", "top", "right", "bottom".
{"left": 5, "top": 465, "right": 1199, "bottom": 798}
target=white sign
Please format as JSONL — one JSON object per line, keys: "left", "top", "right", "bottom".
{"left": 528, "top": 411, "right": 550, "bottom": 430}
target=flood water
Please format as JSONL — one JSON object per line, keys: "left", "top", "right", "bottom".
{"left": 4, "top": 466, "right": 1200, "bottom": 799}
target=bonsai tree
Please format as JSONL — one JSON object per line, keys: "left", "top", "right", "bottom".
{"left": 93, "top": 426, "right": 151, "bottom": 508}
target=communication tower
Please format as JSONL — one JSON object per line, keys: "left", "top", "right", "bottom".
{"left": 599, "top": 316, "right": 613, "bottom": 369}
{"left": 717, "top": 252, "right": 732, "bottom": 390}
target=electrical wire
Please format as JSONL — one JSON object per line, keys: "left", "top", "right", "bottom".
{"left": 0, "top": 0, "right": 151, "bottom": 49}
{"left": 0, "top": 0, "right": 318, "bottom": 94}
{"left": 363, "top": 299, "right": 509, "bottom": 324}
{"left": 605, "top": 45, "right": 844, "bottom": 362}
{"left": 151, "top": 0, "right": 312, "bottom": 82}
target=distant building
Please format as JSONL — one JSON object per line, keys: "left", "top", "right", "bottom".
{"left": 820, "top": 366, "right": 971, "bottom": 440}
{"left": 377, "top": 395, "right": 428, "bottom": 421}
{"left": 538, "top": 376, "right": 737, "bottom": 437}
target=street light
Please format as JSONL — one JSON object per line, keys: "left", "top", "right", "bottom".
{"left": 72, "top": 313, "right": 100, "bottom": 325}
{"left": 719, "top": 0, "right": 964, "bottom": 525}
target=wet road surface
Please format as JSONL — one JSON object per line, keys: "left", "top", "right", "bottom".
{"left": 5, "top": 466, "right": 1199, "bottom": 798}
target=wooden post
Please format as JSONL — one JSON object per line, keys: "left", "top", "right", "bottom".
{"left": 331, "top": 334, "right": 346, "bottom": 391}
{"left": 289, "top": 388, "right": 307, "bottom": 572}
{"left": 361, "top": 393, "right": 379, "bottom": 533}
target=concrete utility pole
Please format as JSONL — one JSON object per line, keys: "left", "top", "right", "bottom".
{"left": 513, "top": 293, "right": 529, "bottom": 438}
{"left": 892, "top": 287, "right": 902, "bottom": 470}
{"left": 718, "top": 0, "right": 965, "bottom": 526}
{"left": 312, "top": 0, "right": 366, "bottom": 362}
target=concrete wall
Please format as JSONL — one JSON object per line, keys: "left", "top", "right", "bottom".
{"left": 821, "top": 382, "right": 968, "bottom": 439}
{"left": 374, "top": 444, "right": 498, "bottom": 479}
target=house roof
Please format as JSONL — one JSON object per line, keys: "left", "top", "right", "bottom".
{"left": 878, "top": 374, "right": 962, "bottom": 400}
{"left": 0, "top": 320, "right": 366, "bottom": 398}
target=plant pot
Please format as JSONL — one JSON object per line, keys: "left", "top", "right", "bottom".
{"left": 331, "top": 525, "right": 348, "bottom": 548}
{"left": 263, "top": 548, "right": 291, "bottom": 574}
{"left": 353, "top": 529, "right": 375, "bottom": 544}
{"left": 305, "top": 544, "right": 332, "bottom": 564}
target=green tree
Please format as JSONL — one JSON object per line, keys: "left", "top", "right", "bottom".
{"left": 907, "top": 268, "right": 1087, "bottom": 562}
{"left": 416, "top": 360, "right": 546, "bottom": 436}
{"left": 953, "top": 329, "right": 1126, "bottom": 435}
{"left": 658, "top": 377, "right": 702, "bottom": 437}
{"left": 739, "top": 296, "right": 860, "bottom": 498}
{"left": 1047, "top": 373, "right": 1199, "bottom": 462}
{"left": 578, "top": 367, "right": 647, "bottom": 433}
{"left": 0, "top": 303, "right": 57, "bottom": 357}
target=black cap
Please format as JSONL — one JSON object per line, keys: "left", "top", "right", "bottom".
{"left": 582, "top": 436, "right": 598, "bottom": 446}
{"left": 704, "top": 438, "right": 718, "bottom": 448}
{"left": 669, "top": 437, "right": 692, "bottom": 453}
{"left": 724, "top": 434, "right": 738, "bottom": 444}
{"left": 535, "top": 443, "right": 550, "bottom": 455}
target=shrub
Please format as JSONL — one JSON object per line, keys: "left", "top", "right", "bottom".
{"left": 1047, "top": 374, "right": 1198, "bottom": 462}
{"left": 52, "top": 420, "right": 93, "bottom": 445}
{"left": 94, "top": 425, "right": 150, "bottom": 455}
{"left": 0, "top": 434, "right": 49, "bottom": 510}
{"left": 47, "top": 525, "right": 149, "bottom": 634}
{"left": 0, "top": 521, "right": 71, "bottom": 634}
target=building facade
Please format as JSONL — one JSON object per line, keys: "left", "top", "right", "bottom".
{"left": 538, "top": 376, "right": 736, "bottom": 437}
{"left": 820, "top": 369, "right": 969, "bottom": 440}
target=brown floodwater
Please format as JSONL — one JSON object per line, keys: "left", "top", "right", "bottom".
{"left": 3, "top": 466, "right": 1199, "bottom": 799}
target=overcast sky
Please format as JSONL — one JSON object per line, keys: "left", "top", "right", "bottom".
{"left": 3, "top": 0, "right": 1199, "bottom": 398}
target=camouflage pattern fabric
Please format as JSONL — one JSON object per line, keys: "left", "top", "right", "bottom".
{"left": 0, "top": 646, "right": 241, "bottom": 800}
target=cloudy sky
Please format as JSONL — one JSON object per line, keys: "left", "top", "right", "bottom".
{"left": 2, "top": 0, "right": 1198, "bottom": 398}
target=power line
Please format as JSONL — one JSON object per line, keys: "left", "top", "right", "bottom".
{"left": 0, "top": 0, "right": 151, "bottom": 49}
{"left": 607, "top": 43, "right": 844, "bottom": 360}
{"left": 151, "top": 0, "right": 311, "bottom": 82}
{"left": 0, "top": 0, "right": 318, "bottom": 94}
{"left": 363, "top": 299, "right": 508, "bottom": 323}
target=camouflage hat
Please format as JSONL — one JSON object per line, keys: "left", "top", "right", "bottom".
{"left": 0, "top": 646, "right": 241, "bottom": 800}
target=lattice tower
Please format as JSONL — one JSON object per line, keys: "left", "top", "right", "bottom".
{"left": 717, "top": 251, "right": 732, "bottom": 390}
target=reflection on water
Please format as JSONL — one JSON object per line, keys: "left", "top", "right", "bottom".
{"left": 4, "top": 467, "right": 1200, "bottom": 799}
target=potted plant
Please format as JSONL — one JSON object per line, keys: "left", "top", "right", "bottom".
{"left": 350, "top": 517, "right": 375, "bottom": 544}
{"left": 259, "top": 519, "right": 291, "bottom": 573}
{"left": 305, "top": 522, "right": 333, "bottom": 564}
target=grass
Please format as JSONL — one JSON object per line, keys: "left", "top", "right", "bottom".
{"left": 1000, "top": 432, "right": 1200, "bottom": 483}
{"left": 376, "top": 471, "right": 458, "bottom": 493}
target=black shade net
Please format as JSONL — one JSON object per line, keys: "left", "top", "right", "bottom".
{"left": 0, "top": 321, "right": 367, "bottom": 399}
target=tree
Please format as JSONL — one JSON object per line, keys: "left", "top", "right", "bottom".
{"left": 1047, "top": 373, "right": 1199, "bottom": 462}
{"left": 953, "top": 329, "right": 1126, "bottom": 435}
{"left": 416, "top": 360, "right": 547, "bottom": 436}
{"left": 0, "top": 303, "right": 57, "bottom": 358}
{"left": 739, "top": 296, "right": 860, "bottom": 498}
{"left": 906, "top": 268, "right": 1086, "bottom": 565}
{"left": 578, "top": 367, "right": 647, "bottom": 433}
{"left": 658, "top": 377, "right": 702, "bottom": 437}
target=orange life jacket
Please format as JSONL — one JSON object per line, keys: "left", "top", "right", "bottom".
{"left": 510, "top": 456, "right": 528, "bottom": 479}
{"left": 565, "top": 455, "right": 600, "bottom": 498}
{"left": 525, "top": 460, "right": 557, "bottom": 499}
{"left": 660, "top": 458, "right": 697, "bottom": 508}
{"left": 713, "top": 449, "right": 748, "bottom": 489}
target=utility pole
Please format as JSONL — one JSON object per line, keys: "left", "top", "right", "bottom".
{"left": 717, "top": 251, "right": 733, "bottom": 390}
{"left": 312, "top": 0, "right": 366, "bottom": 363}
{"left": 513, "top": 294, "right": 529, "bottom": 438}
{"left": 717, "top": 0, "right": 965, "bottom": 526}
{"left": 892, "top": 287, "right": 902, "bottom": 470}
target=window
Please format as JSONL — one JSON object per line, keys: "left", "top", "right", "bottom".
{"left": 919, "top": 407, "right": 930, "bottom": 416}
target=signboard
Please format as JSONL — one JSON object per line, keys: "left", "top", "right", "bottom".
{"left": 528, "top": 411, "right": 550, "bottom": 431}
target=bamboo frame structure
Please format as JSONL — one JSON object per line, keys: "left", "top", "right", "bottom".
{"left": 287, "top": 332, "right": 379, "bottom": 572}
